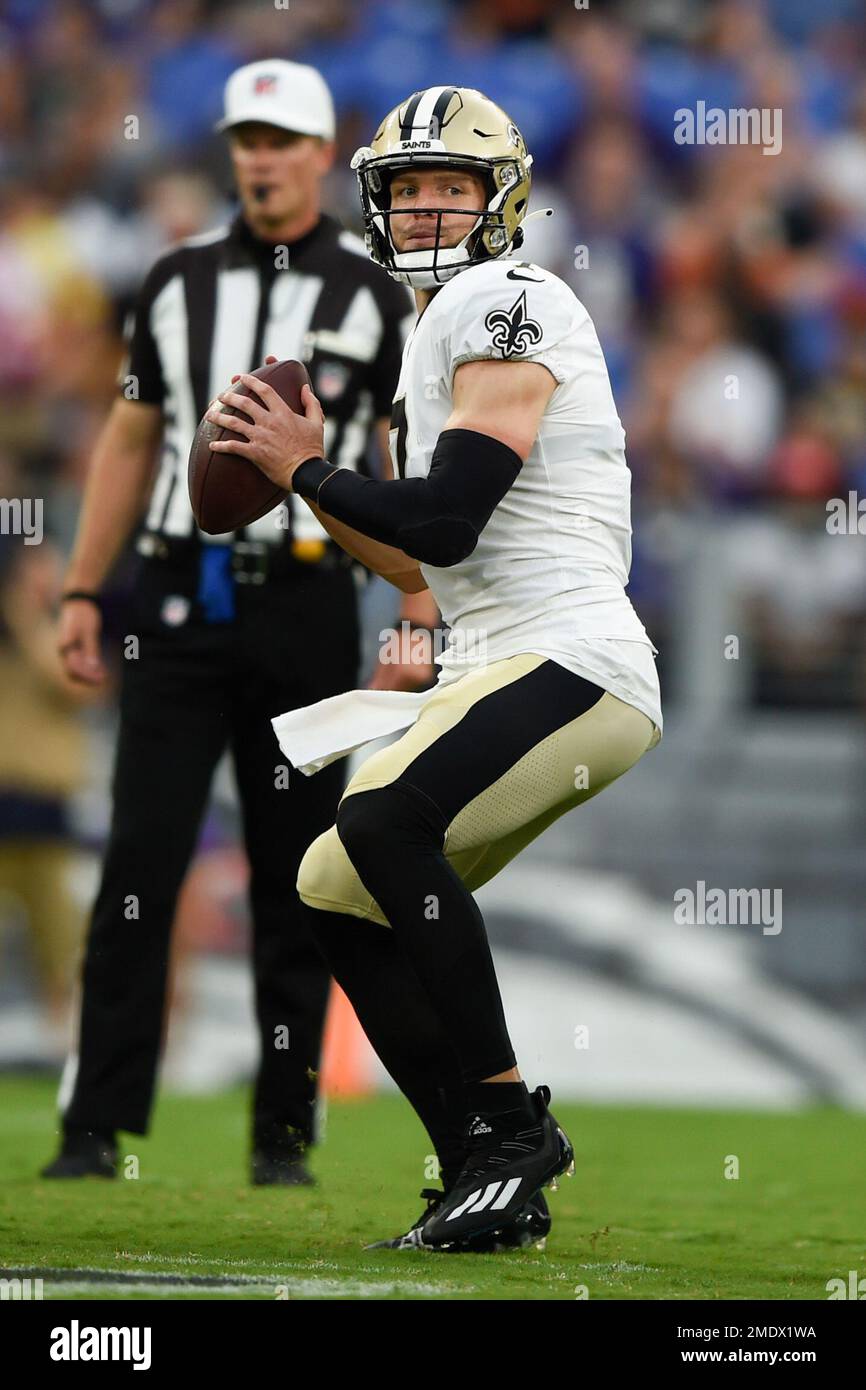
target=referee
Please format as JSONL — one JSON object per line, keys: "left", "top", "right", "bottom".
{"left": 42, "top": 60, "right": 417, "bottom": 1184}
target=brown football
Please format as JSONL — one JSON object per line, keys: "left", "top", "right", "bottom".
{"left": 188, "top": 358, "right": 311, "bottom": 534}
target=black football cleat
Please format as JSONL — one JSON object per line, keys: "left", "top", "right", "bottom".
{"left": 419, "top": 1085, "right": 573, "bottom": 1250}
{"left": 251, "top": 1120, "right": 315, "bottom": 1186}
{"left": 41, "top": 1128, "right": 117, "bottom": 1180}
{"left": 251, "top": 1149, "right": 315, "bottom": 1186}
{"left": 366, "top": 1187, "right": 551, "bottom": 1253}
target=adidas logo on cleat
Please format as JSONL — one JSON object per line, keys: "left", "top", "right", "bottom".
{"left": 445, "top": 1177, "right": 523, "bottom": 1221}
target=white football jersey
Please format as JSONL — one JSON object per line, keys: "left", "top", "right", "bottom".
{"left": 390, "top": 257, "right": 662, "bottom": 741}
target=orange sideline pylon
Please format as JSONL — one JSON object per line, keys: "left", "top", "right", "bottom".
{"left": 320, "top": 981, "right": 375, "bottom": 1097}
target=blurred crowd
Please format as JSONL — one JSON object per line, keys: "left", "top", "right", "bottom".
{"left": 2, "top": 0, "right": 866, "bottom": 1025}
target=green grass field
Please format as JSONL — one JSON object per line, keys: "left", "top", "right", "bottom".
{"left": 2, "top": 1076, "right": 863, "bottom": 1301}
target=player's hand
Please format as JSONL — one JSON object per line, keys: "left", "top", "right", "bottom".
{"left": 205, "top": 378, "right": 325, "bottom": 492}
{"left": 57, "top": 599, "right": 106, "bottom": 686}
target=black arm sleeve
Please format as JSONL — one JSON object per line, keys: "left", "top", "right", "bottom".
{"left": 292, "top": 428, "right": 522, "bottom": 567}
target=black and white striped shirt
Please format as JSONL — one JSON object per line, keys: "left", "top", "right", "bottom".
{"left": 121, "top": 211, "right": 413, "bottom": 546}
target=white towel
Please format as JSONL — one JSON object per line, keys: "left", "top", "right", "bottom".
{"left": 271, "top": 687, "right": 436, "bottom": 776}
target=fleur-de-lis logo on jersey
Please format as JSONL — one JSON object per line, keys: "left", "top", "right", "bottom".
{"left": 484, "top": 291, "right": 543, "bottom": 358}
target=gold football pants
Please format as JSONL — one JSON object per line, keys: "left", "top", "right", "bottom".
{"left": 298, "top": 652, "right": 658, "bottom": 926}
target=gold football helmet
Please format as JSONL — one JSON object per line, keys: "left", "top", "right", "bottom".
{"left": 351, "top": 86, "right": 533, "bottom": 288}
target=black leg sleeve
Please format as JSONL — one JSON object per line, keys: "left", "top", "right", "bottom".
{"left": 335, "top": 782, "right": 518, "bottom": 1084}
{"left": 302, "top": 903, "right": 469, "bottom": 1190}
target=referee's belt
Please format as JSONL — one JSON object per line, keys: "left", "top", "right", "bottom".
{"left": 136, "top": 533, "right": 356, "bottom": 584}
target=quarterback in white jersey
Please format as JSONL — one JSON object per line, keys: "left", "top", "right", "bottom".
{"left": 206, "top": 86, "right": 661, "bottom": 1253}
{"left": 391, "top": 253, "right": 662, "bottom": 737}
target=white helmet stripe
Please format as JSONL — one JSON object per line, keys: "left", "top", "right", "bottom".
{"left": 410, "top": 85, "right": 453, "bottom": 137}
{"left": 398, "top": 91, "right": 424, "bottom": 140}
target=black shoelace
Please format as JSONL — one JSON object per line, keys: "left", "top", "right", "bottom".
{"left": 412, "top": 1188, "right": 446, "bottom": 1229}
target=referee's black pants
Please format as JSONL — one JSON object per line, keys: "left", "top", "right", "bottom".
{"left": 63, "top": 551, "right": 360, "bottom": 1148}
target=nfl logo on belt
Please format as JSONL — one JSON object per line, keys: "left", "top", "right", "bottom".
{"left": 317, "top": 361, "right": 349, "bottom": 401}
{"left": 254, "top": 74, "right": 277, "bottom": 95}
{"left": 161, "top": 595, "right": 190, "bottom": 627}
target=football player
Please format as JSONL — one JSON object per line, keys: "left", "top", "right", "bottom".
{"left": 205, "top": 86, "right": 662, "bottom": 1251}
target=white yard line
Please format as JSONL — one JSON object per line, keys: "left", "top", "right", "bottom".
{"left": 41, "top": 1278, "right": 462, "bottom": 1299}
{"left": 3, "top": 1266, "right": 474, "bottom": 1300}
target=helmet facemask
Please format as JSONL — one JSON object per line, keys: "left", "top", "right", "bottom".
{"left": 352, "top": 147, "right": 529, "bottom": 289}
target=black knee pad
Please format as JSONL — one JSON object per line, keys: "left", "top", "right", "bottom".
{"left": 336, "top": 781, "right": 447, "bottom": 867}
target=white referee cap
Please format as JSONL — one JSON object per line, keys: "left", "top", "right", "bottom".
{"left": 216, "top": 59, "right": 336, "bottom": 140}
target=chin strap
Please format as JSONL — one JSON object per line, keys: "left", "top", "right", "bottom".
{"left": 522, "top": 206, "right": 555, "bottom": 226}
{"left": 508, "top": 208, "right": 553, "bottom": 252}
